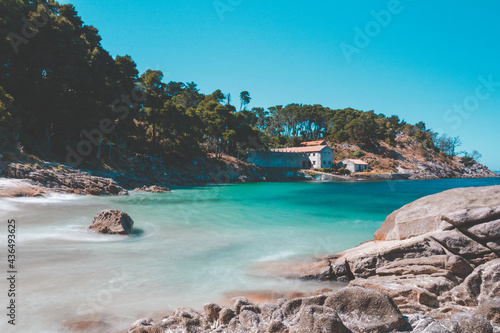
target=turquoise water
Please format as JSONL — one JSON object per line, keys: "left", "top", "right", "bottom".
{"left": 1, "top": 177, "right": 500, "bottom": 332}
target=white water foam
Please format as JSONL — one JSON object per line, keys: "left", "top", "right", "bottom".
{"left": 256, "top": 250, "right": 297, "bottom": 262}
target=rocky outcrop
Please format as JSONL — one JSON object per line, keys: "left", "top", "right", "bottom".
{"left": 133, "top": 185, "right": 171, "bottom": 193}
{"left": 127, "top": 288, "right": 407, "bottom": 333}
{"left": 291, "top": 185, "right": 500, "bottom": 331}
{"left": 397, "top": 160, "right": 497, "bottom": 180}
{"left": 1, "top": 162, "right": 127, "bottom": 195}
{"left": 88, "top": 210, "right": 134, "bottom": 235}
{"left": 0, "top": 153, "right": 268, "bottom": 196}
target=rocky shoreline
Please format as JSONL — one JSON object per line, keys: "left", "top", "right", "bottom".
{"left": 0, "top": 154, "right": 497, "bottom": 198}
{"left": 0, "top": 154, "right": 264, "bottom": 197}
{"left": 126, "top": 185, "right": 500, "bottom": 333}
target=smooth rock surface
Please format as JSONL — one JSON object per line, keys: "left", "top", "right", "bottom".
{"left": 375, "top": 185, "right": 500, "bottom": 241}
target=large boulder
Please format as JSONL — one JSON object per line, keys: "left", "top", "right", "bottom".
{"left": 324, "top": 287, "right": 407, "bottom": 333}
{"left": 88, "top": 210, "right": 134, "bottom": 235}
{"left": 375, "top": 185, "right": 500, "bottom": 241}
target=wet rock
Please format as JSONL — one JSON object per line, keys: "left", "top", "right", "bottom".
{"left": 134, "top": 185, "right": 170, "bottom": 193}
{"left": 161, "top": 307, "right": 207, "bottom": 332}
{"left": 89, "top": 209, "right": 134, "bottom": 235}
{"left": 324, "top": 287, "right": 407, "bottom": 333}
{"left": 218, "top": 308, "right": 236, "bottom": 325}
{"left": 204, "top": 303, "right": 222, "bottom": 323}
{"left": 238, "top": 310, "right": 260, "bottom": 330}
{"left": 127, "top": 318, "right": 160, "bottom": 333}
{"left": 289, "top": 305, "right": 348, "bottom": 333}
{"left": 228, "top": 296, "right": 252, "bottom": 315}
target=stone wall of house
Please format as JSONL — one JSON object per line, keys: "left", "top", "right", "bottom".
{"left": 247, "top": 151, "right": 306, "bottom": 168}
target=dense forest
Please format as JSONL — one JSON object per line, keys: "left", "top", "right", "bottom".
{"left": 0, "top": 0, "right": 477, "bottom": 167}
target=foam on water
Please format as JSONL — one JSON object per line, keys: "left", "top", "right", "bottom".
{"left": 256, "top": 250, "right": 297, "bottom": 262}
{"left": 19, "top": 225, "right": 127, "bottom": 243}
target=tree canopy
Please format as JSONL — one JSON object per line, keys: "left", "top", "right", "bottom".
{"left": 0, "top": 1, "right": 478, "bottom": 165}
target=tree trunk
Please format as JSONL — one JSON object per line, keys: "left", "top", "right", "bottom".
{"left": 108, "top": 139, "right": 112, "bottom": 160}
{"left": 98, "top": 138, "right": 102, "bottom": 159}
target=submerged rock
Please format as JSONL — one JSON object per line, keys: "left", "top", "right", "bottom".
{"left": 89, "top": 209, "right": 134, "bottom": 235}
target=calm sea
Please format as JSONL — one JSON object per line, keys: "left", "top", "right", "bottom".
{"left": 1, "top": 177, "right": 500, "bottom": 332}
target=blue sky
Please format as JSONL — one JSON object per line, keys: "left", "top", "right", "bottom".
{"left": 60, "top": 0, "right": 500, "bottom": 170}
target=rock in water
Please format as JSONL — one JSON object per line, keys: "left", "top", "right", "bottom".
{"left": 134, "top": 185, "right": 170, "bottom": 193}
{"left": 89, "top": 210, "right": 134, "bottom": 235}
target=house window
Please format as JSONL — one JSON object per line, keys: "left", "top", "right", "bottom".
{"left": 313, "top": 153, "right": 315, "bottom": 156}
{"left": 323, "top": 160, "right": 326, "bottom": 165}
{"left": 313, "top": 161, "right": 316, "bottom": 165}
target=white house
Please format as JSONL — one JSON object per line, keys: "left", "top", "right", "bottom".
{"left": 340, "top": 159, "right": 369, "bottom": 173}
{"left": 271, "top": 145, "right": 334, "bottom": 169}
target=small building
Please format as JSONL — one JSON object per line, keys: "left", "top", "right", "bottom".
{"left": 339, "top": 159, "right": 369, "bottom": 173}
{"left": 271, "top": 145, "right": 334, "bottom": 169}
{"left": 301, "top": 140, "right": 327, "bottom": 146}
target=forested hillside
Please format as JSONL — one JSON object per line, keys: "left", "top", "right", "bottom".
{"left": 0, "top": 0, "right": 484, "bottom": 172}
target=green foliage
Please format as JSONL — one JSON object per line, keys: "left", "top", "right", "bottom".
{"left": 239, "top": 91, "right": 251, "bottom": 111}
{"left": 461, "top": 156, "right": 474, "bottom": 167}
{"left": 351, "top": 150, "right": 365, "bottom": 158}
{"left": 0, "top": 1, "right": 475, "bottom": 168}
{"left": 338, "top": 168, "right": 351, "bottom": 175}
{"left": 461, "top": 150, "right": 482, "bottom": 167}
{"left": 286, "top": 136, "right": 303, "bottom": 147}
{"left": 0, "top": 86, "right": 20, "bottom": 150}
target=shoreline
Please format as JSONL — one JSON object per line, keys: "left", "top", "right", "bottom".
{"left": 0, "top": 158, "right": 498, "bottom": 198}
{"left": 2, "top": 173, "right": 500, "bottom": 199}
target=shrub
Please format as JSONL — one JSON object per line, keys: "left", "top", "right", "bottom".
{"left": 461, "top": 156, "right": 475, "bottom": 167}
{"left": 385, "top": 137, "right": 396, "bottom": 146}
{"left": 351, "top": 150, "right": 365, "bottom": 158}
{"left": 338, "top": 167, "right": 351, "bottom": 175}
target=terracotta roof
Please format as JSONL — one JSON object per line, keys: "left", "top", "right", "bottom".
{"left": 301, "top": 140, "right": 327, "bottom": 146}
{"left": 271, "top": 145, "right": 330, "bottom": 153}
{"left": 344, "top": 159, "right": 368, "bottom": 165}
